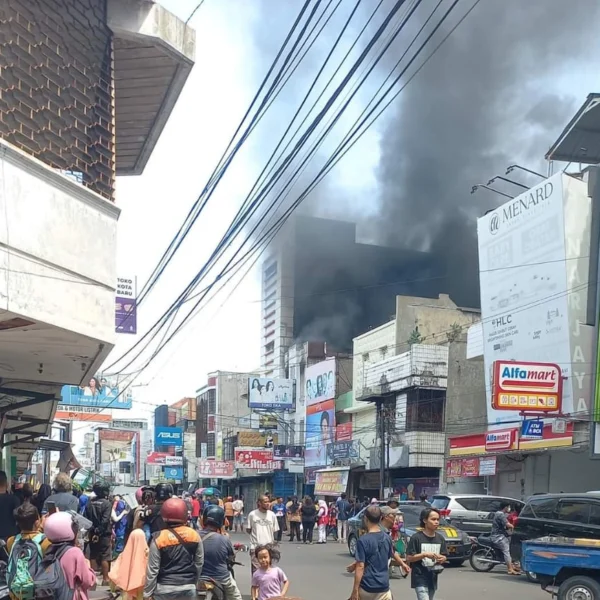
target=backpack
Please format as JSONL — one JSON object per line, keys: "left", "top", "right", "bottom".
{"left": 32, "top": 544, "right": 74, "bottom": 600}
{"left": 7, "top": 534, "right": 45, "bottom": 600}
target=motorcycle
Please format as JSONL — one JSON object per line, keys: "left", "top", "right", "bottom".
{"left": 197, "top": 545, "right": 246, "bottom": 600}
{"left": 469, "top": 535, "right": 510, "bottom": 572}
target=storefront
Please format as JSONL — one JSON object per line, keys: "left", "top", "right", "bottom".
{"left": 447, "top": 422, "right": 577, "bottom": 498}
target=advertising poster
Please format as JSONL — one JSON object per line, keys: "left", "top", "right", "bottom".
{"left": 248, "top": 377, "right": 295, "bottom": 410}
{"left": 305, "top": 359, "right": 336, "bottom": 405}
{"left": 478, "top": 173, "right": 574, "bottom": 425}
{"left": 198, "top": 460, "right": 235, "bottom": 478}
{"left": 304, "top": 399, "right": 335, "bottom": 467}
{"left": 314, "top": 468, "right": 349, "bottom": 496}
{"left": 461, "top": 459, "right": 479, "bottom": 477}
{"left": 55, "top": 408, "right": 113, "bottom": 422}
{"left": 336, "top": 422, "right": 352, "bottom": 441}
{"left": 115, "top": 275, "right": 137, "bottom": 334}
{"left": 234, "top": 448, "right": 281, "bottom": 470}
{"left": 163, "top": 466, "right": 183, "bottom": 482}
{"left": 392, "top": 477, "right": 439, "bottom": 500}
{"left": 259, "top": 414, "right": 278, "bottom": 431}
{"left": 60, "top": 374, "right": 132, "bottom": 410}
{"left": 273, "top": 445, "right": 304, "bottom": 459}
{"left": 304, "top": 466, "right": 319, "bottom": 484}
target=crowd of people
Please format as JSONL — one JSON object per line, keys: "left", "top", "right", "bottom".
{"left": 0, "top": 472, "right": 452, "bottom": 600}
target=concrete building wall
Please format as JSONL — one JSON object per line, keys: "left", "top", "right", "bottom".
{"left": 445, "top": 337, "right": 487, "bottom": 437}
{"left": 353, "top": 319, "right": 397, "bottom": 402}
{"left": 395, "top": 294, "right": 480, "bottom": 353}
{"left": 215, "top": 371, "right": 254, "bottom": 437}
{"left": 0, "top": 142, "right": 119, "bottom": 345}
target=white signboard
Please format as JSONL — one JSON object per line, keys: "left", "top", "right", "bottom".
{"left": 165, "top": 456, "right": 183, "bottom": 466}
{"left": 478, "top": 173, "right": 573, "bottom": 425}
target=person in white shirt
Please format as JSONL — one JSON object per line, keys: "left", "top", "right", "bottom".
{"left": 232, "top": 495, "right": 244, "bottom": 532}
{"left": 247, "top": 495, "right": 279, "bottom": 574}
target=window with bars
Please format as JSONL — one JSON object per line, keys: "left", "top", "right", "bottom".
{"left": 207, "top": 432, "right": 216, "bottom": 457}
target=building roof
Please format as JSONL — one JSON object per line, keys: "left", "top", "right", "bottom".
{"left": 546, "top": 93, "right": 600, "bottom": 164}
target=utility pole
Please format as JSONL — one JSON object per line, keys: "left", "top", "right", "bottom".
{"left": 378, "top": 398, "right": 385, "bottom": 499}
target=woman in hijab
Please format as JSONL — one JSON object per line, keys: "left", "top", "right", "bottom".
{"left": 109, "top": 528, "right": 149, "bottom": 600}
{"left": 317, "top": 500, "right": 329, "bottom": 544}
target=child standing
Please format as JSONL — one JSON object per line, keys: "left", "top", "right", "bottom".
{"left": 251, "top": 545, "right": 289, "bottom": 600}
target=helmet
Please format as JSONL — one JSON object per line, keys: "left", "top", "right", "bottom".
{"left": 135, "top": 487, "right": 144, "bottom": 503}
{"left": 93, "top": 482, "right": 110, "bottom": 498}
{"left": 202, "top": 504, "right": 225, "bottom": 529}
{"left": 161, "top": 498, "right": 188, "bottom": 524}
{"left": 44, "top": 512, "right": 77, "bottom": 543}
{"left": 155, "top": 483, "right": 174, "bottom": 502}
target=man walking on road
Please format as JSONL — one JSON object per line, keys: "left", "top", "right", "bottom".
{"left": 350, "top": 505, "right": 409, "bottom": 600}
{"left": 406, "top": 508, "right": 447, "bottom": 600}
{"left": 232, "top": 495, "right": 244, "bottom": 532}
{"left": 247, "top": 495, "right": 279, "bottom": 573}
{"left": 336, "top": 493, "right": 351, "bottom": 544}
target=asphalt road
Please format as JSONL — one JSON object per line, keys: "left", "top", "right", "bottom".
{"left": 229, "top": 533, "right": 548, "bottom": 600}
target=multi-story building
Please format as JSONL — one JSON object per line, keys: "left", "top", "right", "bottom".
{"left": 347, "top": 294, "right": 480, "bottom": 498}
{"left": 260, "top": 215, "right": 438, "bottom": 377}
{"left": 0, "top": 0, "right": 194, "bottom": 476}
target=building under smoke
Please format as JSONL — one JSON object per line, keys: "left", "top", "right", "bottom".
{"left": 261, "top": 215, "right": 450, "bottom": 376}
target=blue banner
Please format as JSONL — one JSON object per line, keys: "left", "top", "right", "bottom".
{"left": 521, "top": 419, "right": 543, "bottom": 439}
{"left": 60, "top": 381, "right": 132, "bottom": 410}
{"left": 163, "top": 466, "right": 183, "bottom": 481}
{"left": 155, "top": 427, "right": 183, "bottom": 448}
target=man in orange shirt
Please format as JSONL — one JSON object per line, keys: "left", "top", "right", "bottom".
{"left": 224, "top": 496, "right": 234, "bottom": 531}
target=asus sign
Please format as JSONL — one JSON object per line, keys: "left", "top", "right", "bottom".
{"left": 154, "top": 427, "right": 183, "bottom": 448}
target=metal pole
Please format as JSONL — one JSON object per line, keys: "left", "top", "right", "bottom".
{"left": 379, "top": 399, "right": 385, "bottom": 499}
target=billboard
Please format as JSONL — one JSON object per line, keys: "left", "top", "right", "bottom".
{"left": 259, "top": 414, "right": 278, "bottom": 430}
{"left": 198, "top": 460, "right": 235, "bottom": 478}
{"left": 305, "top": 359, "right": 336, "bottom": 406}
{"left": 163, "top": 466, "right": 183, "bottom": 482}
{"left": 327, "top": 440, "right": 359, "bottom": 462}
{"left": 154, "top": 427, "right": 183, "bottom": 448}
{"left": 248, "top": 377, "right": 294, "bottom": 410}
{"left": 304, "top": 399, "right": 335, "bottom": 467}
{"left": 99, "top": 429, "right": 135, "bottom": 462}
{"left": 234, "top": 448, "right": 281, "bottom": 470}
{"left": 477, "top": 173, "right": 575, "bottom": 425}
{"left": 273, "top": 445, "right": 304, "bottom": 459}
{"left": 115, "top": 275, "right": 137, "bottom": 334}
{"left": 60, "top": 375, "right": 132, "bottom": 410}
{"left": 314, "top": 468, "right": 349, "bottom": 496}
{"left": 238, "top": 431, "right": 278, "bottom": 447}
{"left": 492, "top": 360, "right": 562, "bottom": 412}
{"left": 336, "top": 422, "right": 352, "bottom": 441}
{"left": 55, "top": 408, "right": 112, "bottom": 423}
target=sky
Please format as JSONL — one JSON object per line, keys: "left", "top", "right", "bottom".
{"left": 72, "top": 0, "right": 600, "bottom": 444}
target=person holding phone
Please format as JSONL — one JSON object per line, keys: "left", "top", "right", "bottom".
{"left": 42, "top": 473, "right": 78, "bottom": 514}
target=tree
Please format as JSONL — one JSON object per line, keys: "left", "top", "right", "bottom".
{"left": 446, "top": 322, "right": 463, "bottom": 343}
{"left": 408, "top": 327, "right": 423, "bottom": 345}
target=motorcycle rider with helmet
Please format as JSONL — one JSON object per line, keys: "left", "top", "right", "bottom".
{"left": 199, "top": 505, "right": 243, "bottom": 600}
{"left": 144, "top": 497, "right": 204, "bottom": 600}
{"left": 85, "top": 481, "right": 113, "bottom": 585}
{"left": 147, "top": 483, "right": 174, "bottom": 534}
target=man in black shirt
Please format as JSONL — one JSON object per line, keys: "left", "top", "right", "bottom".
{"left": 85, "top": 482, "right": 112, "bottom": 585}
{"left": 0, "top": 471, "right": 20, "bottom": 541}
{"left": 406, "top": 508, "right": 447, "bottom": 600}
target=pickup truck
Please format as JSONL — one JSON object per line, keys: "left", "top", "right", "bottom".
{"left": 522, "top": 536, "right": 600, "bottom": 600}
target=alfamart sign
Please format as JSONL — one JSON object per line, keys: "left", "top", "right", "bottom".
{"left": 491, "top": 360, "right": 562, "bottom": 412}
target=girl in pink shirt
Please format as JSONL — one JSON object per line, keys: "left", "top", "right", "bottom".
{"left": 251, "top": 545, "right": 289, "bottom": 600}
{"left": 44, "top": 512, "right": 97, "bottom": 600}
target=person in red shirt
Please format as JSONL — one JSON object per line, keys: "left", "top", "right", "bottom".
{"left": 191, "top": 495, "right": 201, "bottom": 529}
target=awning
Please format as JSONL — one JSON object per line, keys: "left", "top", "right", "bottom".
{"left": 546, "top": 93, "right": 600, "bottom": 164}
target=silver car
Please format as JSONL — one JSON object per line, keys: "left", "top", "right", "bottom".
{"left": 430, "top": 494, "right": 524, "bottom": 537}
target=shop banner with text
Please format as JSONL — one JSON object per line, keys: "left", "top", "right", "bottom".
{"left": 314, "top": 469, "right": 350, "bottom": 496}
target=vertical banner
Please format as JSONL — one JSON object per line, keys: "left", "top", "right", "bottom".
{"left": 115, "top": 275, "right": 137, "bottom": 334}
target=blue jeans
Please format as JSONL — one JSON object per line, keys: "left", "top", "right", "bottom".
{"left": 415, "top": 585, "right": 436, "bottom": 600}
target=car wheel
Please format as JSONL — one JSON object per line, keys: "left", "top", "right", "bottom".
{"left": 348, "top": 534, "right": 357, "bottom": 557}
{"left": 558, "top": 575, "right": 600, "bottom": 600}
{"left": 526, "top": 571, "right": 539, "bottom": 584}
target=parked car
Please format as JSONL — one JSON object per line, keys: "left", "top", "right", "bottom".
{"left": 511, "top": 493, "right": 600, "bottom": 563}
{"left": 347, "top": 502, "right": 472, "bottom": 566}
{"left": 430, "top": 494, "right": 524, "bottom": 537}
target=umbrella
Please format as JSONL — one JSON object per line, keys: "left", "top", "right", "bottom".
{"left": 196, "top": 487, "right": 221, "bottom": 497}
